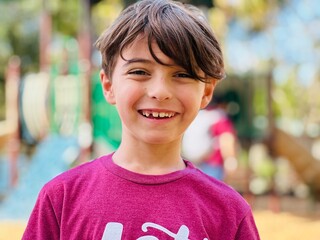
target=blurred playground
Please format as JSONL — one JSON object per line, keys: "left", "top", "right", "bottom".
{"left": 0, "top": 0, "right": 320, "bottom": 239}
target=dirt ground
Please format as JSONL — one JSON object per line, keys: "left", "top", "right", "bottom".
{"left": 0, "top": 220, "right": 26, "bottom": 240}
{"left": 1, "top": 196, "right": 319, "bottom": 240}
{"left": 252, "top": 195, "right": 320, "bottom": 240}
{"left": 255, "top": 210, "right": 320, "bottom": 240}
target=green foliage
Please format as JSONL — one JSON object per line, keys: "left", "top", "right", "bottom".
{"left": 0, "top": 1, "right": 40, "bottom": 81}
{"left": 91, "top": 0, "right": 123, "bottom": 36}
{"left": 49, "top": 0, "right": 81, "bottom": 36}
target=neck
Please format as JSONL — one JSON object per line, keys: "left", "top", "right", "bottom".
{"left": 112, "top": 140, "right": 185, "bottom": 175}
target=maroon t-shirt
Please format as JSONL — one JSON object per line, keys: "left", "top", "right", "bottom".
{"left": 23, "top": 153, "right": 260, "bottom": 239}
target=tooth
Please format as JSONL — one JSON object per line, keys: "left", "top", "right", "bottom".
{"left": 152, "top": 112, "right": 159, "bottom": 117}
{"left": 159, "top": 112, "right": 165, "bottom": 118}
{"left": 165, "top": 113, "right": 169, "bottom": 117}
{"left": 142, "top": 111, "right": 148, "bottom": 117}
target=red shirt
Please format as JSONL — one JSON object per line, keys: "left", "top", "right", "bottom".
{"left": 206, "top": 112, "right": 236, "bottom": 166}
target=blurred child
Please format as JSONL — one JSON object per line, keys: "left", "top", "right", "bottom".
{"left": 23, "top": 0, "right": 260, "bottom": 239}
{"left": 183, "top": 93, "right": 238, "bottom": 181}
{"left": 205, "top": 95, "right": 239, "bottom": 181}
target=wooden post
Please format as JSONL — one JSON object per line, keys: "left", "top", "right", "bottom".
{"left": 77, "top": 0, "right": 93, "bottom": 163}
{"left": 39, "top": 0, "right": 51, "bottom": 72}
{"left": 266, "top": 62, "right": 280, "bottom": 212}
{"left": 5, "top": 56, "right": 21, "bottom": 187}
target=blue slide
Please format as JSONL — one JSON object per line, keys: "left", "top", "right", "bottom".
{"left": 0, "top": 134, "right": 79, "bottom": 220}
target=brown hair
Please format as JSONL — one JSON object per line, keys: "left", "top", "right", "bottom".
{"left": 95, "top": 0, "right": 225, "bottom": 82}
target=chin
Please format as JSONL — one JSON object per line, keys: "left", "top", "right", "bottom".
{"left": 143, "top": 138, "right": 172, "bottom": 145}
{"left": 141, "top": 134, "right": 180, "bottom": 145}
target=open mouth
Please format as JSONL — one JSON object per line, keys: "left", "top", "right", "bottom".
{"left": 138, "top": 110, "right": 176, "bottom": 119}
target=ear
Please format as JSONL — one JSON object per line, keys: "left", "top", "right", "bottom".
{"left": 200, "top": 79, "right": 217, "bottom": 109}
{"left": 100, "top": 69, "right": 116, "bottom": 105}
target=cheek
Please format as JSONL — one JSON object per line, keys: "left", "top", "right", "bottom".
{"left": 114, "top": 84, "right": 142, "bottom": 112}
{"left": 178, "top": 92, "right": 203, "bottom": 125}
{"left": 180, "top": 87, "right": 204, "bottom": 108}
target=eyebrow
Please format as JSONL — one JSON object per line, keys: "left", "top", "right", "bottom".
{"left": 123, "top": 58, "right": 153, "bottom": 67}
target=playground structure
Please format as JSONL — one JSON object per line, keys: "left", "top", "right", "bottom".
{"left": 0, "top": 49, "right": 122, "bottom": 219}
{"left": 268, "top": 127, "right": 320, "bottom": 200}
{"left": 0, "top": 3, "right": 122, "bottom": 219}
{"left": 0, "top": 57, "right": 20, "bottom": 148}
{"left": 0, "top": 59, "right": 18, "bottom": 149}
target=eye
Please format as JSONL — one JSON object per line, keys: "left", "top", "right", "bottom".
{"left": 128, "top": 69, "right": 149, "bottom": 76}
{"left": 174, "top": 72, "right": 194, "bottom": 80}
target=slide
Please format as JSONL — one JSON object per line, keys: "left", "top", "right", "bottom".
{"left": 268, "top": 127, "right": 320, "bottom": 198}
{"left": 0, "top": 134, "right": 79, "bottom": 220}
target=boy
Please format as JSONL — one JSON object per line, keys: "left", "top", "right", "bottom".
{"left": 23, "top": 0, "right": 260, "bottom": 239}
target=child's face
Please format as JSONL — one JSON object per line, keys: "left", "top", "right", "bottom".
{"left": 100, "top": 35, "right": 215, "bottom": 145}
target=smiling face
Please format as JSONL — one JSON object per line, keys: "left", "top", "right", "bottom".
{"left": 100, "top": 36, "right": 215, "bottom": 146}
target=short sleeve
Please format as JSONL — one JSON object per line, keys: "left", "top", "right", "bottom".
{"left": 22, "top": 187, "right": 60, "bottom": 240}
{"left": 235, "top": 209, "right": 260, "bottom": 240}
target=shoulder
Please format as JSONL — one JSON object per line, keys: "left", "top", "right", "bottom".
{"left": 184, "top": 161, "right": 250, "bottom": 213}
{"left": 183, "top": 164, "right": 256, "bottom": 236}
{"left": 42, "top": 154, "right": 110, "bottom": 195}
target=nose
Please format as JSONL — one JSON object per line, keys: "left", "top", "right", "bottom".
{"left": 147, "top": 76, "right": 172, "bottom": 101}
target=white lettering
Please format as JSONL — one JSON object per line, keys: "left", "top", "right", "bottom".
{"left": 101, "top": 222, "right": 208, "bottom": 240}
{"left": 101, "top": 222, "right": 123, "bottom": 240}
{"left": 138, "top": 222, "right": 189, "bottom": 240}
